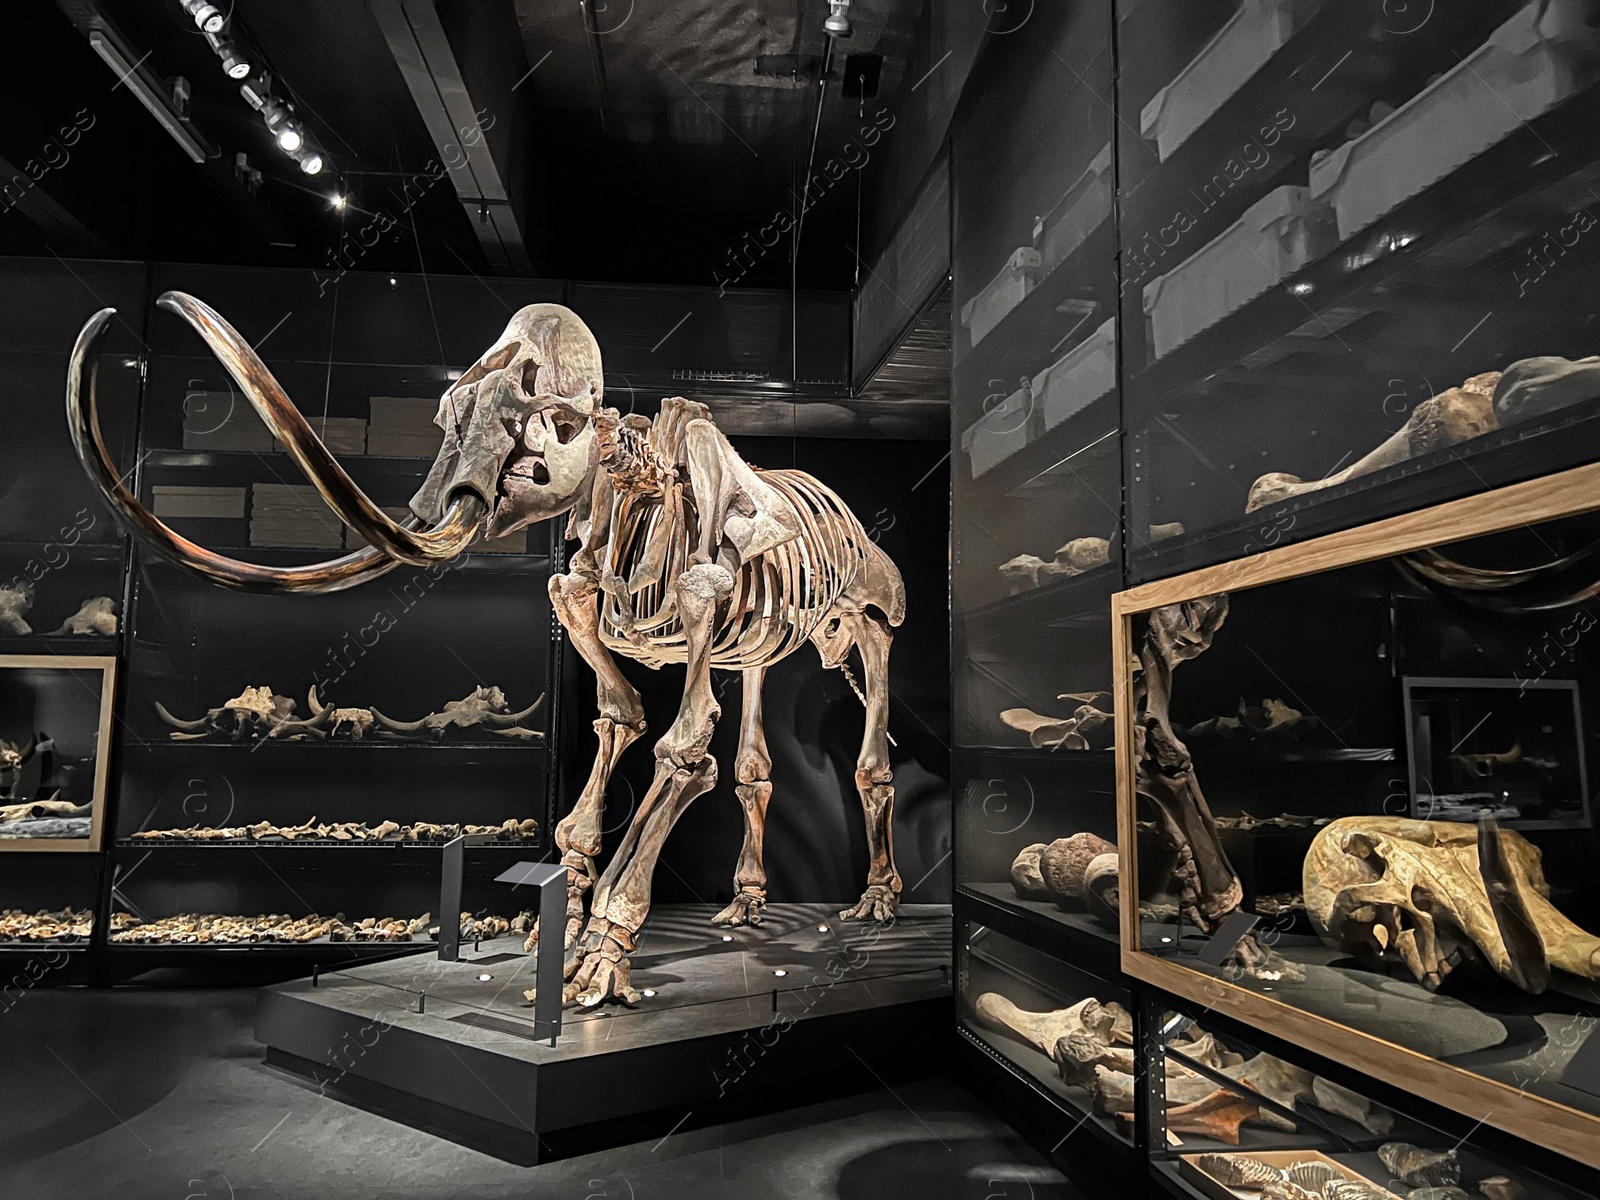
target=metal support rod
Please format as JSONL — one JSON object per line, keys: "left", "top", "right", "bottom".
{"left": 533, "top": 864, "right": 565, "bottom": 1044}
{"left": 494, "top": 860, "right": 568, "bottom": 1044}
{"left": 437, "top": 832, "right": 498, "bottom": 962}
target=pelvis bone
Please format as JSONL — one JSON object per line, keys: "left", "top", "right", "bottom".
{"left": 1304, "top": 816, "right": 1600, "bottom": 992}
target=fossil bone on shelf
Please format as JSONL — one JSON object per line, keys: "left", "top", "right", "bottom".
{"left": 108, "top": 911, "right": 437, "bottom": 944}
{"left": 998, "top": 537, "right": 1110, "bottom": 594}
{"left": 370, "top": 685, "right": 545, "bottom": 739}
{"left": 45, "top": 595, "right": 118, "bottom": 636}
{"left": 1305, "top": 817, "right": 1600, "bottom": 992}
{"left": 1000, "top": 690, "right": 1113, "bottom": 750}
{"left": 1010, "top": 833, "right": 1117, "bottom": 908}
{"left": 0, "top": 907, "right": 95, "bottom": 940}
{"left": 156, "top": 685, "right": 331, "bottom": 741}
{"left": 0, "top": 581, "right": 34, "bottom": 635}
{"left": 1133, "top": 598, "right": 1245, "bottom": 929}
{"left": 0, "top": 798, "right": 89, "bottom": 823}
{"left": 130, "top": 817, "right": 537, "bottom": 842}
{"left": 1247, "top": 355, "right": 1600, "bottom": 513}
{"left": 973, "top": 992, "right": 1128, "bottom": 1058}
{"left": 1378, "top": 1143, "right": 1460, "bottom": 1189}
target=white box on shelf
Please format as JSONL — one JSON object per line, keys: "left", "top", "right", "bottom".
{"left": 151, "top": 485, "right": 247, "bottom": 519}
{"left": 1036, "top": 317, "right": 1117, "bottom": 430}
{"left": 960, "top": 247, "right": 1042, "bottom": 349}
{"left": 1309, "top": 0, "right": 1600, "bottom": 240}
{"left": 1035, "top": 143, "right": 1113, "bottom": 274}
{"left": 273, "top": 417, "right": 367, "bottom": 457}
{"left": 1142, "top": 185, "right": 1336, "bottom": 359}
{"left": 1140, "top": 0, "right": 1322, "bottom": 161}
{"left": 181, "top": 400, "right": 273, "bottom": 452}
{"left": 959, "top": 384, "right": 1037, "bottom": 479}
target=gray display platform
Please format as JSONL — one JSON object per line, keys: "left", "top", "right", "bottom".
{"left": 256, "top": 902, "right": 952, "bottom": 1163}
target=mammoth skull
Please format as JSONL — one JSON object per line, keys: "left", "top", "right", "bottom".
{"left": 1304, "top": 816, "right": 1600, "bottom": 993}
{"left": 411, "top": 304, "right": 603, "bottom": 539}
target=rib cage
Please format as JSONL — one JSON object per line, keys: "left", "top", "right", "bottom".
{"left": 596, "top": 468, "right": 875, "bottom": 670}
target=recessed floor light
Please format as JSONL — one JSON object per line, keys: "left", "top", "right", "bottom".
{"left": 475, "top": 973, "right": 493, "bottom": 981}
{"left": 720, "top": 934, "right": 733, "bottom": 942}
{"left": 773, "top": 969, "right": 787, "bottom": 977}
{"left": 641, "top": 988, "right": 656, "bottom": 998}
{"left": 816, "top": 924, "right": 829, "bottom": 933}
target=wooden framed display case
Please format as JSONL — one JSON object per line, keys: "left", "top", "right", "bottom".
{"left": 1141, "top": 989, "right": 1600, "bottom": 1200}
{"left": 0, "top": 655, "right": 116, "bottom": 853}
{"left": 1112, "top": 460, "right": 1600, "bottom": 1170}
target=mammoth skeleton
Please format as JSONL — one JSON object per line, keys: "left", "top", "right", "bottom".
{"left": 67, "top": 293, "right": 907, "bottom": 1007}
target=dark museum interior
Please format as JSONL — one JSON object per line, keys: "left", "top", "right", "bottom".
{"left": 4, "top": 2, "right": 1600, "bottom": 1198}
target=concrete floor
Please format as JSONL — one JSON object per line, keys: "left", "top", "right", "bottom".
{"left": 0, "top": 985, "right": 1081, "bottom": 1199}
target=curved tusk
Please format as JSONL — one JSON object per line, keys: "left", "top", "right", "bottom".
{"left": 306, "top": 686, "right": 328, "bottom": 719}
{"left": 66, "top": 308, "right": 476, "bottom": 595}
{"left": 483, "top": 693, "right": 546, "bottom": 727}
{"left": 157, "top": 291, "right": 482, "bottom": 565}
{"left": 1402, "top": 542, "right": 1600, "bottom": 592}
{"left": 155, "top": 701, "right": 213, "bottom": 732}
{"left": 371, "top": 709, "right": 428, "bottom": 735}
{"left": 1395, "top": 556, "right": 1600, "bottom": 614}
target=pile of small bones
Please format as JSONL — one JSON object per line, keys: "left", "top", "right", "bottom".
{"left": 131, "top": 817, "right": 539, "bottom": 842}
{"left": 0, "top": 907, "right": 94, "bottom": 941}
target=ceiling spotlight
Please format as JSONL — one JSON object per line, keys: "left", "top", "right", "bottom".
{"left": 204, "top": 31, "right": 245, "bottom": 72}
{"left": 330, "top": 193, "right": 346, "bottom": 210}
{"left": 824, "top": 0, "right": 853, "bottom": 37}
{"left": 296, "top": 149, "right": 325, "bottom": 175}
{"left": 261, "top": 101, "right": 299, "bottom": 148}
{"left": 183, "top": 1, "right": 226, "bottom": 34}
{"left": 213, "top": 38, "right": 250, "bottom": 79}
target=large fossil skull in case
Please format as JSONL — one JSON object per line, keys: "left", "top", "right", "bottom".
{"left": 1304, "top": 816, "right": 1600, "bottom": 992}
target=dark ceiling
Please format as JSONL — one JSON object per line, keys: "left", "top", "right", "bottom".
{"left": 1, "top": 0, "right": 926, "bottom": 291}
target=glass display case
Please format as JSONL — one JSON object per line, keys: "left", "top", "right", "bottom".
{"left": 1116, "top": 0, "right": 1600, "bottom": 583}
{"left": 1114, "top": 461, "right": 1600, "bottom": 1170}
{"left": 949, "top": 3, "right": 1131, "bottom": 1174}
{"left": 0, "top": 656, "right": 115, "bottom": 852}
{"left": 0, "top": 259, "right": 138, "bottom": 961}
{"left": 951, "top": 0, "right": 1121, "bottom": 751}
{"left": 1143, "top": 992, "right": 1600, "bottom": 1200}
{"left": 100, "top": 263, "right": 559, "bottom": 973}
{"left": 957, "top": 916, "right": 1134, "bottom": 1150}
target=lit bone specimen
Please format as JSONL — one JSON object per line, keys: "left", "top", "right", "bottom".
{"left": 1305, "top": 817, "right": 1600, "bottom": 992}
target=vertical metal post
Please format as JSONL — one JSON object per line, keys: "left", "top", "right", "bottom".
{"left": 1139, "top": 988, "right": 1171, "bottom": 1156}
{"left": 533, "top": 865, "right": 564, "bottom": 1044}
{"left": 438, "top": 834, "right": 466, "bottom": 963}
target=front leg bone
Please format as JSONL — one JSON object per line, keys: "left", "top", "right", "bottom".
{"left": 537, "top": 571, "right": 645, "bottom": 952}
{"left": 567, "top": 562, "right": 733, "bottom": 1005}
